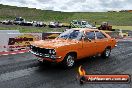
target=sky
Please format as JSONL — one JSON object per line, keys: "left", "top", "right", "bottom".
{"left": 0, "top": 0, "right": 132, "bottom": 12}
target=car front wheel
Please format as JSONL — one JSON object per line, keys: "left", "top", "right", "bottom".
{"left": 101, "top": 48, "right": 111, "bottom": 58}
{"left": 62, "top": 54, "right": 75, "bottom": 68}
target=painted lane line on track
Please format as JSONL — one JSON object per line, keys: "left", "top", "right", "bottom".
{"left": 2, "top": 54, "right": 8, "bottom": 56}
{"left": 19, "top": 52, "right": 26, "bottom": 54}
{"left": 0, "top": 50, "right": 29, "bottom": 56}
{"left": 10, "top": 53, "right": 16, "bottom": 55}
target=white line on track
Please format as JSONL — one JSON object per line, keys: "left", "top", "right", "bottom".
{"left": 0, "top": 50, "right": 28, "bottom": 56}
{"left": 11, "top": 53, "right": 16, "bottom": 55}
{"left": 19, "top": 52, "right": 25, "bottom": 54}
{"left": 2, "top": 54, "right": 8, "bottom": 56}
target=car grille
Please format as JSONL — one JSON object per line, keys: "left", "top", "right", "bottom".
{"left": 30, "top": 45, "right": 49, "bottom": 54}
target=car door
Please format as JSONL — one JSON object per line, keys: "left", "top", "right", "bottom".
{"left": 94, "top": 31, "right": 108, "bottom": 54}
{"left": 80, "top": 31, "right": 97, "bottom": 58}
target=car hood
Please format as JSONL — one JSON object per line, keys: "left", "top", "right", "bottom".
{"left": 31, "top": 38, "right": 79, "bottom": 49}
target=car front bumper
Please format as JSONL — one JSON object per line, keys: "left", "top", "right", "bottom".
{"left": 29, "top": 50, "right": 62, "bottom": 61}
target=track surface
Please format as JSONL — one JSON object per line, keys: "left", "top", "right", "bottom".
{"left": 0, "top": 40, "right": 132, "bottom": 88}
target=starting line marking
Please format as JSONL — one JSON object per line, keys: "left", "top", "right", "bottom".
{"left": 2, "top": 54, "right": 8, "bottom": 56}
{"left": 0, "top": 50, "right": 28, "bottom": 56}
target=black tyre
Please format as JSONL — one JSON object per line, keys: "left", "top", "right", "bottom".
{"left": 62, "top": 54, "right": 75, "bottom": 68}
{"left": 38, "top": 61, "right": 51, "bottom": 66}
{"left": 79, "top": 76, "right": 86, "bottom": 84}
{"left": 101, "top": 48, "right": 111, "bottom": 58}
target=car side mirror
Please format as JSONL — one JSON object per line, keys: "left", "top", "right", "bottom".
{"left": 82, "top": 36, "right": 86, "bottom": 40}
{"left": 88, "top": 38, "right": 92, "bottom": 42}
{"left": 82, "top": 37, "right": 91, "bottom": 42}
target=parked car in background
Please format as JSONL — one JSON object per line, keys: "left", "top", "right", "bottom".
{"left": 48, "top": 21, "right": 62, "bottom": 28}
{"left": 33, "top": 21, "right": 46, "bottom": 27}
{"left": 70, "top": 20, "right": 96, "bottom": 28}
{"left": 29, "top": 28, "right": 117, "bottom": 68}
{"left": 20, "top": 21, "right": 33, "bottom": 26}
{"left": 13, "top": 17, "right": 25, "bottom": 25}
{"left": 1, "top": 20, "right": 13, "bottom": 25}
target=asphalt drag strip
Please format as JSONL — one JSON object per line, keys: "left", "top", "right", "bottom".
{"left": 0, "top": 41, "right": 131, "bottom": 88}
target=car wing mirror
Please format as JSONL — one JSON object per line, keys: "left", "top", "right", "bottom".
{"left": 82, "top": 37, "right": 91, "bottom": 42}
{"left": 88, "top": 38, "right": 92, "bottom": 42}
{"left": 82, "top": 36, "right": 86, "bottom": 40}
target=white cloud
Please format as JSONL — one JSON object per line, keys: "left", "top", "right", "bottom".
{"left": 0, "top": 0, "right": 132, "bottom": 12}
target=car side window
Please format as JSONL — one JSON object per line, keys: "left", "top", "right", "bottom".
{"left": 96, "top": 31, "right": 106, "bottom": 39}
{"left": 85, "top": 32, "right": 95, "bottom": 40}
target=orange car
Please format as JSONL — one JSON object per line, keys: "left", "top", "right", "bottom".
{"left": 29, "top": 28, "right": 117, "bottom": 68}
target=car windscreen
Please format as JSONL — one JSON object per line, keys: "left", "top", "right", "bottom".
{"left": 58, "top": 29, "right": 82, "bottom": 40}
{"left": 82, "top": 22, "right": 87, "bottom": 25}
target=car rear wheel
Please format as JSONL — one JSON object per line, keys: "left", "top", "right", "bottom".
{"left": 101, "top": 48, "right": 111, "bottom": 58}
{"left": 62, "top": 54, "right": 75, "bottom": 68}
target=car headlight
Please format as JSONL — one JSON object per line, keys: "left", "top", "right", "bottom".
{"left": 49, "top": 49, "right": 56, "bottom": 55}
{"left": 30, "top": 45, "right": 33, "bottom": 49}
